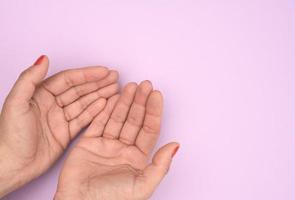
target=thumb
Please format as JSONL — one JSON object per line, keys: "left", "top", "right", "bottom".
{"left": 142, "top": 142, "right": 180, "bottom": 192}
{"left": 7, "top": 55, "right": 49, "bottom": 106}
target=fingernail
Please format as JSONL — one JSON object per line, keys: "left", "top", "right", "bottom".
{"left": 34, "top": 55, "right": 45, "bottom": 65}
{"left": 172, "top": 145, "right": 180, "bottom": 158}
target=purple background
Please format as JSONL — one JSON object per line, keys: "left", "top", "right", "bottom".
{"left": 1, "top": 0, "right": 295, "bottom": 200}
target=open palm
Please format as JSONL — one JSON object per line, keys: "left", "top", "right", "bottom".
{"left": 56, "top": 81, "right": 179, "bottom": 200}
{"left": 0, "top": 56, "right": 118, "bottom": 193}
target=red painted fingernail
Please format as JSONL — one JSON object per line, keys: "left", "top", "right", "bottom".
{"left": 34, "top": 55, "right": 45, "bottom": 65}
{"left": 172, "top": 146, "right": 180, "bottom": 158}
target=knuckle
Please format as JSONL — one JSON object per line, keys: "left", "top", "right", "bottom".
{"left": 73, "top": 86, "right": 84, "bottom": 97}
{"left": 111, "top": 113, "right": 125, "bottom": 123}
{"left": 63, "top": 109, "right": 72, "bottom": 121}
{"left": 127, "top": 115, "right": 141, "bottom": 126}
{"left": 143, "top": 124, "right": 159, "bottom": 134}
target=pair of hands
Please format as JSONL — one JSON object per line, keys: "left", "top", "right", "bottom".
{"left": 0, "top": 55, "right": 179, "bottom": 200}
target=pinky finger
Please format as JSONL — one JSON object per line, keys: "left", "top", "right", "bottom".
{"left": 68, "top": 98, "right": 106, "bottom": 139}
{"left": 84, "top": 94, "right": 120, "bottom": 138}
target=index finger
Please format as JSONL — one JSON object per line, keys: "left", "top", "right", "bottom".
{"left": 42, "top": 66, "right": 109, "bottom": 95}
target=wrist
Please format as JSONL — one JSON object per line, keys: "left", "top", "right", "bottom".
{"left": 54, "top": 183, "right": 90, "bottom": 200}
{"left": 54, "top": 191, "right": 82, "bottom": 200}
{"left": 0, "top": 145, "right": 17, "bottom": 197}
{"left": 53, "top": 192, "right": 63, "bottom": 200}
{"left": 0, "top": 144, "right": 31, "bottom": 198}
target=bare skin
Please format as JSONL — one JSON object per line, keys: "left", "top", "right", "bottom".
{"left": 0, "top": 56, "right": 119, "bottom": 198}
{"left": 55, "top": 81, "right": 180, "bottom": 200}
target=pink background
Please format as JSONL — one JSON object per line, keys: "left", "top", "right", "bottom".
{"left": 1, "top": 0, "right": 295, "bottom": 199}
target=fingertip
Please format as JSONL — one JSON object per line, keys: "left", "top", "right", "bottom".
{"left": 42, "top": 55, "right": 49, "bottom": 64}
{"left": 139, "top": 80, "right": 153, "bottom": 93}
{"left": 147, "top": 90, "right": 163, "bottom": 109}
{"left": 33, "top": 55, "right": 44, "bottom": 65}
{"left": 99, "top": 66, "right": 110, "bottom": 76}
{"left": 155, "top": 142, "right": 180, "bottom": 159}
{"left": 90, "top": 66, "right": 109, "bottom": 74}
{"left": 171, "top": 143, "right": 180, "bottom": 158}
{"left": 109, "top": 70, "right": 119, "bottom": 80}
{"left": 125, "top": 82, "right": 138, "bottom": 92}
{"left": 32, "top": 55, "right": 49, "bottom": 78}
{"left": 152, "top": 90, "right": 163, "bottom": 99}
{"left": 158, "top": 142, "right": 180, "bottom": 159}
{"left": 169, "top": 141, "right": 180, "bottom": 146}
{"left": 140, "top": 80, "right": 153, "bottom": 87}
{"left": 100, "top": 66, "right": 109, "bottom": 71}
{"left": 161, "top": 142, "right": 180, "bottom": 150}
{"left": 127, "top": 81, "right": 138, "bottom": 86}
